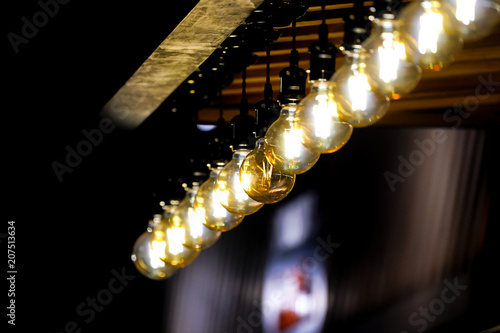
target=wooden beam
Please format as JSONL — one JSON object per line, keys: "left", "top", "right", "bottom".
{"left": 100, "top": 0, "right": 265, "bottom": 129}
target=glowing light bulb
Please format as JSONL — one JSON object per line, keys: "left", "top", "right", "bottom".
{"left": 295, "top": 80, "right": 353, "bottom": 153}
{"left": 264, "top": 105, "right": 321, "bottom": 174}
{"left": 131, "top": 216, "right": 181, "bottom": 279}
{"left": 445, "top": 0, "right": 500, "bottom": 41}
{"left": 194, "top": 163, "right": 245, "bottom": 232}
{"left": 214, "top": 149, "right": 264, "bottom": 215}
{"left": 150, "top": 213, "right": 199, "bottom": 268}
{"left": 239, "top": 138, "right": 296, "bottom": 204}
{"left": 398, "top": 0, "right": 463, "bottom": 71}
{"left": 332, "top": 48, "right": 390, "bottom": 127}
{"left": 173, "top": 187, "right": 221, "bottom": 250}
{"left": 131, "top": 228, "right": 178, "bottom": 280}
{"left": 363, "top": 18, "right": 422, "bottom": 98}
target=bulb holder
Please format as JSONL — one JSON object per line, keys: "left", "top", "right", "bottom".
{"left": 309, "top": 23, "right": 338, "bottom": 81}
{"left": 230, "top": 112, "right": 257, "bottom": 150}
{"left": 341, "top": 11, "right": 372, "bottom": 50}
{"left": 373, "top": 0, "right": 401, "bottom": 18}
{"left": 254, "top": 98, "right": 281, "bottom": 137}
{"left": 260, "top": 0, "right": 309, "bottom": 28}
{"left": 277, "top": 57, "right": 307, "bottom": 105}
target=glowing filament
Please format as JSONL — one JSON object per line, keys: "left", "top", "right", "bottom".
{"left": 284, "top": 128, "right": 304, "bottom": 159}
{"left": 378, "top": 38, "right": 406, "bottom": 83}
{"left": 312, "top": 95, "right": 336, "bottom": 138}
{"left": 187, "top": 208, "right": 204, "bottom": 239}
{"left": 150, "top": 240, "right": 167, "bottom": 268}
{"left": 167, "top": 227, "right": 185, "bottom": 255}
{"left": 418, "top": 11, "right": 443, "bottom": 54}
{"left": 348, "top": 72, "right": 370, "bottom": 111}
{"left": 456, "top": 0, "right": 476, "bottom": 25}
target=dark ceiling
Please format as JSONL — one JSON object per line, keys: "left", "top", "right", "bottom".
{"left": 4, "top": 1, "right": 500, "bottom": 332}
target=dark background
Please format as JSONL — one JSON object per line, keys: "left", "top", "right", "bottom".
{"left": 4, "top": 1, "right": 500, "bottom": 333}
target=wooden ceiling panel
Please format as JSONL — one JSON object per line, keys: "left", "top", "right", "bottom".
{"left": 198, "top": 3, "right": 500, "bottom": 127}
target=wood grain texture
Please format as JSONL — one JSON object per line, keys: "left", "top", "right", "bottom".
{"left": 101, "top": 0, "right": 265, "bottom": 129}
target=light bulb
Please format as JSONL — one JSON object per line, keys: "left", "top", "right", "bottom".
{"left": 173, "top": 186, "right": 221, "bottom": 250}
{"left": 264, "top": 105, "right": 321, "bottom": 174}
{"left": 398, "top": 0, "right": 463, "bottom": 71}
{"left": 362, "top": 18, "right": 422, "bottom": 98}
{"left": 131, "top": 215, "right": 183, "bottom": 279}
{"left": 131, "top": 227, "right": 178, "bottom": 280}
{"left": 151, "top": 213, "right": 199, "bottom": 268}
{"left": 194, "top": 163, "right": 245, "bottom": 232}
{"left": 445, "top": 0, "right": 500, "bottom": 41}
{"left": 295, "top": 80, "right": 353, "bottom": 153}
{"left": 332, "top": 48, "right": 390, "bottom": 127}
{"left": 214, "top": 149, "right": 265, "bottom": 215}
{"left": 239, "top": 138, "right": 296, "bottom": 204}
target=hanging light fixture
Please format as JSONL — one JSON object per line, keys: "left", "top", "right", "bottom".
{"left": 173, "top": 182, "right": 222, "bottom": 250}
{"left": 239, "top": 46, "right": 296, "bottom": 204}
{"left": 131, "top": 215, "right": 179, "bottom": 280}
{"left": 397, "top": 0, "right": 463, "bottom": 71}
{"left": 215, "top": 66, "right": 265, "bottom": 215}
{"left": 444, "top": 0, "right": 500, "bottom": 41}
{"left": 195, "top": 160, "right": 246, "bottom": 231}
{"left": 332, "top": 1, "right": 390, "bottom": 127}
{"left": 264, "top": 19, "right": 321, "bottom": 174}
{"left": 362, "top": 0, "right": 422, "bottom": 99}
{"left": 194, "top": 96, "right": 246, "bottom": 231}
{"left": 295, "top": 2, "right": 353, "bottom": 154}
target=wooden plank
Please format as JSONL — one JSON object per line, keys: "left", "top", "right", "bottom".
{"left": 100, "top": 0, "right": 265, "bottom": 129}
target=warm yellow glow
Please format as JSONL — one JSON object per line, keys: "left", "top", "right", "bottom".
{"left": 195, "top": 167, "right": 245, "bottom": 231}
{"left": 418, "top": 11, "right": 443, "bottom": 54}
{"left": 216, "top": 182, "right": 229, "bottom": 205}
{"left": 214, "top": 150, "right": 264, "bottom": 215}
{"left": 186, "top": 208, "right": 204, "bottom": 239}
{"left": 239, "top": 138, "right": 296, "bottom": 204}
{"left": 378, "top": 39, "right": 406, "bottom": 83}
{"left": 283, "top": 128, "right": 304, "bottom": 159}
{"left": 347, "top": 72, "right": 370, "bottom": 111}
{"left": 312, "top": 95, "right": 337, "bottom": 139}
{"left": 240, "top": 171, "right": 253, "bottom": 192}
{"left": 166, "top": 227, "right": 185, "bottom": 255}
{"left": 149, "top": 240, "right": 167, "bottom": 268}
{"left": 456, "top": 0, "right": 476, "bottom": 25}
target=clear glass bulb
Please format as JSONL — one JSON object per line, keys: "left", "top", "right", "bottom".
{"left": 172, "top": 186, "right": 221, "bottom": 250}
{"left": 214, "top": 149, "right": 265, "bottom": 215}
{"left": 295, "top": 80, "right": 353, "bottom": 153}
{"left": 264, "top": 105, "right": 321, "bottom": 174}
{"left": 363, "top": 18, "right": 423, "bottom": 99}
{"left": 445, "top": 0, "right": 500, "bottom": 41}
{"left": 131, "top": 231, "right": 177, "bottom": 280}
{"left": 239, "top": 138, "right": 296, "bottom": 204}
{"left": 194, "top": 163, "right": 245, "bottom": 231}
{"left": 398, "top": 0, "right": 463, "bottom": 71}
{"left": 332, "top": 48, "right": 390, "bottom": 127}
{"left": 131, "top": 224, "right": 178, "bottom": 280}
{"left": 151, "top": 212, "right": 199, "bottom": 268}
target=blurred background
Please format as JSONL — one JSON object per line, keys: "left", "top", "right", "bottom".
{"left": 4, "top": 0, "right": 500, "bottom": 332}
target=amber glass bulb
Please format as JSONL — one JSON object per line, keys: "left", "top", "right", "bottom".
{"left": 194, "top": 163, "right": 245, "bottom": 232}
{"left": 398, "top": 0, "right": 463, "bottom": 71}
{"left": 363, "top": 18, "right": 422, "bottom": 98}
{"left": 131, "top": 219, "right": 178, "bottom": 280}
{"left": 150, "top": 212, "right": 199, "bottom": 268}
{"left": 239, "top": 138, "right": 296, "bottom": 204}
{"left": 172, "top": 186, "right": 221, "bottom": 250}
{"left": 445, "top": 0, "right": 500, "bottom": 41}
{"left": 332, "top": 48, "right": 390, "bottom": 127}
{"left": 264, "top": 105, "right": 321, "bottom": 174}
{"left": 214, "top": 149, "right": 264, "bottom": 215}
{"left": 295, "top": 80, "right": 353, "bottom": 153}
